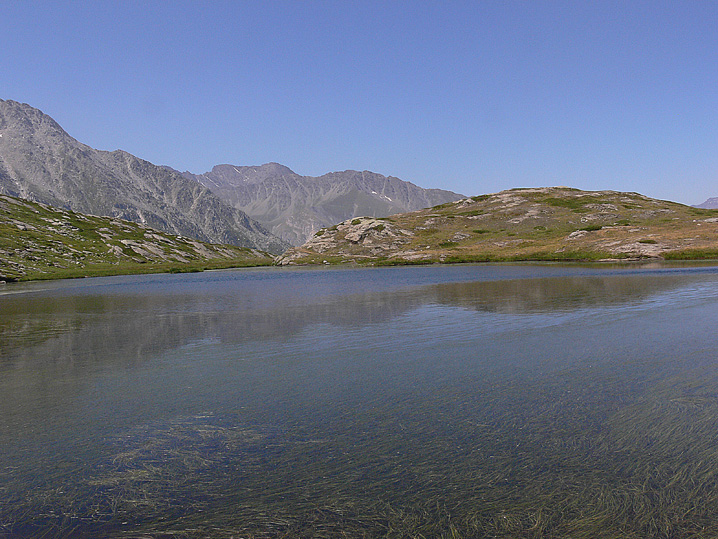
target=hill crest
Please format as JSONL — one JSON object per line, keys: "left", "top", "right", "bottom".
{"left": 278, "top": 187, "right": 718, "bottom": 265}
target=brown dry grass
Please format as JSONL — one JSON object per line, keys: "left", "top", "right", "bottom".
{"left": 280, "top": 187, "right": 718, "bottom": 265}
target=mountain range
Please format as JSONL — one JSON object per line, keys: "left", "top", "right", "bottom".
{"left": 180, "top": 164, "right": 463, "bottom": 245}
{"left": 0, "top": 99, "right": 463, "bottom": 252}
{"left": 0, "top": 100, "right": 288, "bottom": 254}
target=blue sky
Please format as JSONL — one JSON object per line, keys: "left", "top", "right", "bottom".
{"left": 2, "top": 1, "right": 716, "bottom": 204}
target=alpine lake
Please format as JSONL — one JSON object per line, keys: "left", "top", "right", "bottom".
{"left": 3, "top": 262, "right": 718, "bottom": 538}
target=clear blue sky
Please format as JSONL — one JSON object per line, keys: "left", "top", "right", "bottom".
{"left": 2, "top": 1, "right": 716, "bottom": 204}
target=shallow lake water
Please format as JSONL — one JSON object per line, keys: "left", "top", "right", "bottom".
{"left": 2, "top": 263, "right": 718, "bottom": 538}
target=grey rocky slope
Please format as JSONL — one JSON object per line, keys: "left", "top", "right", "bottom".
{"left": 0, "top": 99, "right": 288, "bottom": 254}
{"left": 696, "top": 197, "right": 718, "bottom": 209}
{"left": 182, "top": 163, "right": 464, "bottom": 245}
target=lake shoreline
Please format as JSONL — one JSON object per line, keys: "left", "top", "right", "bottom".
{"left": 5, "top": 255, "right": 718, "bottom": 284}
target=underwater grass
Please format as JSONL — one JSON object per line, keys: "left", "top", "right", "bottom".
{"left": 5, "top": 360, "right": 718, "bottom": 538}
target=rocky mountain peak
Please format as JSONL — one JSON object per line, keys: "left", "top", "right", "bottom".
{"left": 199, "top": 162, "right": 297, "bottom": 187}
{"left": 183, "top": 163, "right": 464, "bottom": 245}
{"left": 0, "top": 99, "right": 76, "bottom": 146}
{"left": 0, "top": 99, "right": 289, "bottom": 254}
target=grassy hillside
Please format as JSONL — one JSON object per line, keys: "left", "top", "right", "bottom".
{"left": 0, "top": 194, "right": 274, "bottom": 282}
{"left": 278, "top": 187, "right": 718, "bottom": 265}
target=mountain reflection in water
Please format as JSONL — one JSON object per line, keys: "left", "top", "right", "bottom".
{"left": 0, "top": 267, "right": 702, "bottom": 365}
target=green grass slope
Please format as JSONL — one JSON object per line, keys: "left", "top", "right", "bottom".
{"left": 278, "top": 187, "right": 718, "bottom": 265}
{"left": 0, "top": 194, "right": 274, "bottom": 282}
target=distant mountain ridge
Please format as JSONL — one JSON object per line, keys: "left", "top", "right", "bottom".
{"left": 696, "top": 197, "right": 718, "bottom": 209}
{"left": 0, "top": 99, "right": 288, "bottom": 253}
{"left": 0, "top": 99, "right": 463, "bottom": 251}
{"left": 181, "top": 163, "right": 464, "bottom": 245}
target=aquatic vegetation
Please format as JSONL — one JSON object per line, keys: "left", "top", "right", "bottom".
{"left": 4, "top": 366, "right": 718, "bottom": 538}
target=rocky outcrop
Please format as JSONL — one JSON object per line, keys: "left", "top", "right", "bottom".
{"left": 182, "top": 163, "right": 463, "bottom": 245}
{"left": 277, "top": 217, "right": 415, "bottom": 265}
{"left": 0, "top": 100, "right": 288, "bottom": 253}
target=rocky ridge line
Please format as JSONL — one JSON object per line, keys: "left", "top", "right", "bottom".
{"left": 182, "top": 163, "right": 464, "bottom": 245}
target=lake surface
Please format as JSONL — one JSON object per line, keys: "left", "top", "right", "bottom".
{"left": 3, "top": 263, "right": 718, "bottom": 538}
